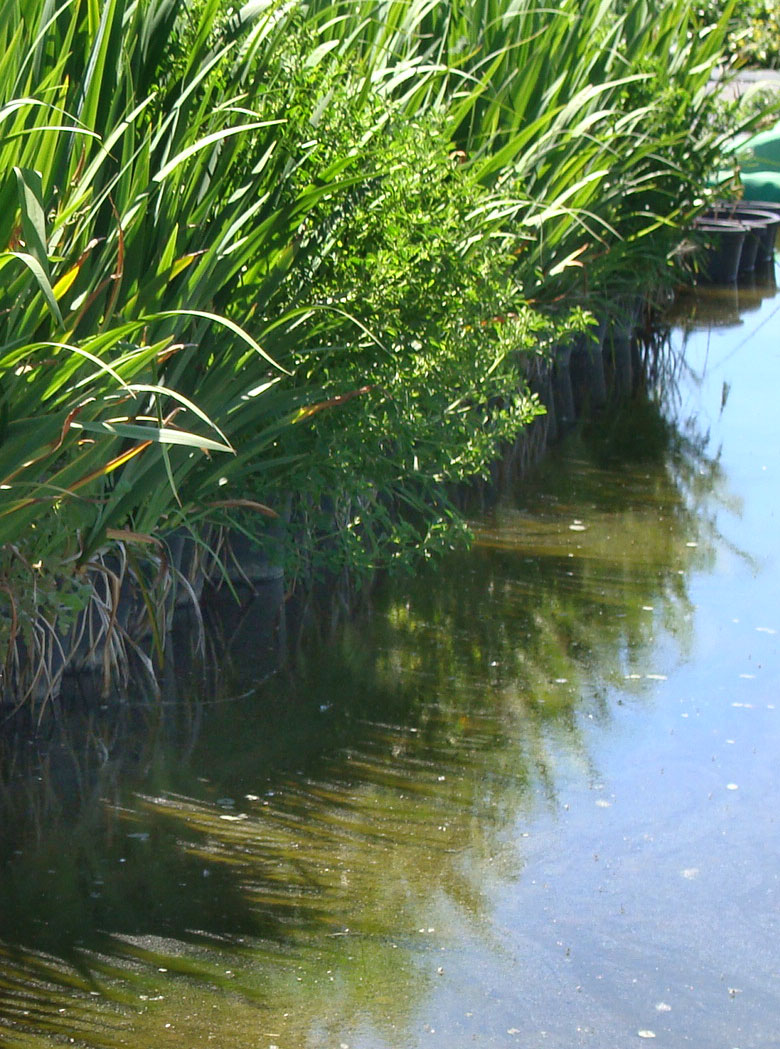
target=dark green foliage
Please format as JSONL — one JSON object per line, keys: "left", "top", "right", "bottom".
{"left": 0, "top": 0, "right": 765, "bottom": 703}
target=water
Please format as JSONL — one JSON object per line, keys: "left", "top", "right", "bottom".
{"left": 1, "top": 281, "right": 780, "bottom": 1048}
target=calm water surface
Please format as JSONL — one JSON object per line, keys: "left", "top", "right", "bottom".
{"left": 1, "top": 281, "right": 779, "bottom": 1048}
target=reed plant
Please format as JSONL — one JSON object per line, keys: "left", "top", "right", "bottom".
{"left": 302, "top": 0, "right": 750, "bottom": 298}
{"left": 0, "top": 0, "right": 762, "bottom": 707}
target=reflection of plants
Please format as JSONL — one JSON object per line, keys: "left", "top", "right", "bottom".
{"left": 0, "top": 376, "right": 739, "bottom": 1046}
{"left": 0, "top": 670, "right": 532, "bottom": 1046}
{"left": 372, "top": 400, "right": 724, "bottom": 732}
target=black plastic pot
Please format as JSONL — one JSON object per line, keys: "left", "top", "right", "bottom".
{"left": 552, "top": 342, "right": 576, "bottom": 431}
{"left": 570, "top": 317, "right": 608, "bottom": 412}
{"left": 737, "top": 207, "right": 779, "bottom": 264}
{"left": 708, "top": 204, "right": 779, "bottom": 267}
{"left": 694, "top": 218, "right": 747, "bottom": 284}
{"left": 729, "top": 199, "right": 780, "bottom": 259}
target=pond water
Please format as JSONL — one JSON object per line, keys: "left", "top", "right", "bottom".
{"left": 1, "top": 277, "right": 780, "bottom": 1049}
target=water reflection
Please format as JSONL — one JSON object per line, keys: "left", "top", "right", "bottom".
{"left": 0, "top": 348, "right": 746, "bottom": 1046}
{"left": 668, "top": 260, "right": 776, "bottom": 331}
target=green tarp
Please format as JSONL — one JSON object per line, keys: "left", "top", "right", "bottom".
{"left": 735, "top": 122, "right": 780, "bottom": 201}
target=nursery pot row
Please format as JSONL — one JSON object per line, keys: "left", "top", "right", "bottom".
{"left": 695, "top": 201, "right": 780, "bottom": 283}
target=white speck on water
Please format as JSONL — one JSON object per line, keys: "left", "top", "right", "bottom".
{"left": 732, "top": 702, "right": 754, "bottom": 709}
{"left": 726, "top": 739, "right": 735, "bottom": 744}
{"left": 637, "top": 1030, "right": 656, "bottom": 1039}
{"left": 726, "top": 783, "right": 739, "bottom": 791}
{"left": 507, "top": 1029, "right": 521, "bottom": 1035}
{"left": 642, "top": 605, "right": 654, "bottom": 612}
{"left": 596, "top": 799, "right": 611, "bottom": 808}
{"left": 245, "top": 794, "right": 260, "bottom": 801}
{"left": 686, "top": 541, "right": 698, "bottom": 548}
{"left": 756, "top": 626, "right": 776, "bottom": 634}
{"left": 645, "top": 674, "right": 667, "bottom": 680}
{"left": 655, "top": 1002, "right": 672, "bottom": 1012}
{"left": 739, "top": 674, "right": 755, "bottom": 679}
{"left": 626, "top": 674, "right": 642, "bottom": 680}
{"left": 554, "top": 678, "right": 568, "bottom": 684}
{"left": 681, "top": 868, "right": 699, "bottom": 879}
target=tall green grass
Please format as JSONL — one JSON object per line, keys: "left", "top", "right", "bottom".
{"left": 301, "top": 0, "right": 748, "bottom": 296}
{"left": 0, "top": 0, "right": 759, "bottom": 706}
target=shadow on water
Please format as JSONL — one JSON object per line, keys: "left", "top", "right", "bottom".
{"left": 0, "top": 299, "right": 756, "bottom": 1047}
